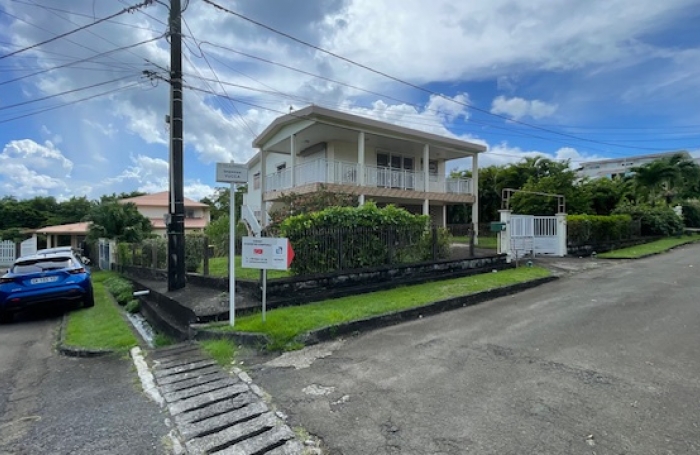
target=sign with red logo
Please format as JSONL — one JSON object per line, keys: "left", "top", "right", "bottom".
{"left": 241, "top": 237, "right": 295, "bottom": 270}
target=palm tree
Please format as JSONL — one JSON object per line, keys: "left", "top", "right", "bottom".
{"left": 631, "top": 160, "right": 679, "bottom": 204}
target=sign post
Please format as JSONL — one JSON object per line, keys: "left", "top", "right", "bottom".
{"left": 241, "top": 236, "right": 295, "bottom": 322}
{"left": 216, "top": 162, "right": 248, "bottom": 326}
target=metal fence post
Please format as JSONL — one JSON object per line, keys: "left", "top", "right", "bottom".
{"left": 469, "top": 223, "right": 475, "bottom": 257}
{"left": 151, "top": 242, "right": 157, "bottom": 269}
{"left": 203, "top": 235, "right": 210, "bottom": 276}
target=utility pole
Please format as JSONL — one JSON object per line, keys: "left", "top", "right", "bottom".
{"left": 167, "top": 0, "right": 186, "bottom": 291}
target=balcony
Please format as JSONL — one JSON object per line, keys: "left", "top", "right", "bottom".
{"left": 264, "top": 159, "right": 473, "bottom": 202}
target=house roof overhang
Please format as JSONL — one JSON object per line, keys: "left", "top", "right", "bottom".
{"left": 252, "top": 105, "right": 487, "bottom": 160}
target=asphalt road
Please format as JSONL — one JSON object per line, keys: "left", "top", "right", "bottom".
{"left": 253, "top": 245, "right": 700, "bottom": 455}
{"left": 0, "top": 307, "right": 172, "bottom": 455}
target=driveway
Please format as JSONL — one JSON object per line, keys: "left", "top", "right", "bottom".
{"left": 0, "top": 307, "right": 171, "bottom": 454}
{"left": 252, "top": 244, "right": 700, "bottom": 454}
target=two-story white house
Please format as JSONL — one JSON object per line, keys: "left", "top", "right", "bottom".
{"left": 242, "top": 105, "right": 485, "bottom": 236}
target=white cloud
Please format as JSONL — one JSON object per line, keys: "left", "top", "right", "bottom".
{"left": 83, "top": 119, "right": 117, "bottom": 137}
{"left": 0, "top": 139, "right": 81, "bottom": 198}
{"left": 491, "top": 96, "right": 558, "bottom": 120}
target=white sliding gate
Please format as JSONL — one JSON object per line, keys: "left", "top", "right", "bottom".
{"left": 499, "top": 211, "right": 567, "bottom": 260}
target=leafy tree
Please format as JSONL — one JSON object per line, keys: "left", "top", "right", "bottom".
{"left": 86, "top": 201, "right": 153, "bottom": 242}
{"left": 579, "top": 176, "right": 635, "bottom": 216}
{"left": 99, "top": 191, "right": 147, "bottom": 204}
{"left": 200, "top": 185, "right": 247, "bottom": 221}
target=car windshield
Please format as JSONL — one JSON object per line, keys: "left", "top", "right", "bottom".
{"left": 13, "top": 257, "right": 73, "bottom": 274}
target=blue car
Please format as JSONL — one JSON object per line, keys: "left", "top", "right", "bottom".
{"left": 0, "top": 251, "right": 94, "bottom": 323}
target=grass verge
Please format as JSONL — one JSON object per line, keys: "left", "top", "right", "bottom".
{"left": 63, "top": 271, "right": 138, "bottom": 352}
{"left": 453, "top": 235, "right": 498, "bottom": 249}
{"left": 598, "top": 234, "right": 700, "bottom": 259}
{"left": 199, "top": 256, "right": 291, "bottom": 280}
{"left": 200, "top": 339, "right": 236, "bottom": 367}
{"left": 208, "top": 266, "right": 550, "bottom": 350}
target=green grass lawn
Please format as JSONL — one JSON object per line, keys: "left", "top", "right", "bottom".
{"left": 453, "top": 235, "right": 498, "bottom": 249}
{"left": 63, "top": 271, "right": 138, "bottom": 352}
{"left": 209, "top": 266, "right": 550, "bottom": 350}
{"left": 199, "top": 256, "right": 291, "bottom": 280}
{"left": 598, "top": 234, "right": 700, "bottom": 259}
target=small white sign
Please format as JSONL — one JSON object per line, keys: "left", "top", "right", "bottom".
{"left": 241, "top": 237, "right": 294, "bottom": 271}
{"left": 216, "top": 162, "right": 248, "bottom": 183}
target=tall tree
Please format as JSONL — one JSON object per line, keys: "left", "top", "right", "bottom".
{"left": 86, "top": 201, "right": 153, "bottom": 242}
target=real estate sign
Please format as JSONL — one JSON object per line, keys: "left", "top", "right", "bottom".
{"left": 241, "top": 237, "right": 295, "bottom": 271}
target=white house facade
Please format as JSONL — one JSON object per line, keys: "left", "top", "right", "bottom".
{"left": 242, "top": 105, "right": 486, "bottom": 235}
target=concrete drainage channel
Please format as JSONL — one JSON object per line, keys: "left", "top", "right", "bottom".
{"left": 134, "top": 342, "right": 305, "bottom": 455}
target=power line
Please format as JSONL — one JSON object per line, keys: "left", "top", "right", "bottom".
{"left": 0, "top": 73, "right": 142, "bottom": 112}
{"left": 0, "top": 81, "right": 147, "bottom": 124}
{"left": 0, "top": 0, "right": 156, "bottom": 61}
{"left": 8, "top": 0, "right": 163, "bottom": 33}
{"left": 200, "top": 0, "right": 694, "bottom": 153}
{"left": 181, "top": 17, "right": 257, "bottom": 137}
{"left": 21, "top": 0, "right": 164, "bottom": 73}
{"left": 0, "top": 35, "right": 164, "bottom": 86}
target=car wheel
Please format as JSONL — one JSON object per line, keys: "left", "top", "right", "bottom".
{"left": 0, "top": 312, "right": 13, "bottom": 324}
{"left": 84, "top": 288, "right": 95, "bottom": 308}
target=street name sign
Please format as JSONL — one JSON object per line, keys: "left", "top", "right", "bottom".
{"left": 216, "top": 162, "right": 248, "bottom": 183}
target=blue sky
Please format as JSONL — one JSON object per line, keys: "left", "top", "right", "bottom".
{"left": 0, "top": 0, "right": 699, "bottom": 201}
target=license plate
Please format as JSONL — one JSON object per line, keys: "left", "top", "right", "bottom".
{"left": 30, "top": 276, "right": 58, "bottom": 284}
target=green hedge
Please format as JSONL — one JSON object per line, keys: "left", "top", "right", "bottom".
{"left": 682, "top": 203, "right": 700, "bottom": 228}
{"left": 279, "top": 202, "right": 451, "bottom": 275}
{"left": 612, "top": 203, "right": 683, "bottom": 236}
{"left": 567, "top": 214, "right": 632, "bottom": 246}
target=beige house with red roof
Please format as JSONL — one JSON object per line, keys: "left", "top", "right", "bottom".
{"left": 35, "top": 191, "right": 211, "bottom": 248}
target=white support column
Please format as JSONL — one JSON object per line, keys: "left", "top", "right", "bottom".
{"left": 423, "top": 144, "right": 429, "bottom": 192}
{"left": 499, "top": 209, "right": 512, "bottom": 262}
{"left": 46, "top": 235, "right": 52, "bottom": 248}
{"left": 442, "top": 205, "right": 447, "bottom": 228}
{"left": 358, "top": 194, "right": 365, "bottom": 206}
{"left": 556, "top": 212, "right": 568, "bottom": 257}
{"left": 260, "top": 149, "right": 267, "bottom": 226}
{"left": 471, "top": 153, "right": 479, "bottom": 245}
{"left": 358, "top": 131, "right": 365, "bottom": 186}
{"left": 423, "top": 199, "right": 429, "bottom": 216}
{"left": 358, "top": 131, "right": 366, "bottom": 205}
{"left": 290, "top": 134, "right": 296, "bottom": 188}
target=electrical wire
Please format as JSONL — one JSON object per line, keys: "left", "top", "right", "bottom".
{"left": 0, "top": 73, "right": 141, "bottom": 112}
{"left": 200, "top": 0, "right": 697, "bottom": 153}
{"left": 8, "top": 0, "right": 163, "bottom": 33}
{"left": 0, "top": 81, "right": 147, "bottom": 124}
{"left": 0, "top": 0, "right": 156, "bottom": 60}
{"left": 0, "top": 35, "right": 164, "bottom": 86}
{"left": 181, "top": 17, "right": 257, "bottom": 137}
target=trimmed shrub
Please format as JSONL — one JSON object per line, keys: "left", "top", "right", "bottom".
{"left": 567, "top": 214, "right": 632, "bottom": 246}
{"left": 612, "top": 203, "right": 683, "bottom": 236}
{"left": 125, "top": 299, "right": 140, "bottom": 314}
{"left": 682, "top": 203, "right": 700, "bottom": 228}
{"left": 279, "top": 202, "right": 448, "bottom": 275}
{"left": 184, "top": 232, "right": 206, "bottom": 273}
{"left": 103, "top": 276, "right": 133, "bottom": 306}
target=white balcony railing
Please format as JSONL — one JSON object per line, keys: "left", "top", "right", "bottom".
{"left": 266, "top": 159, "right": 472, "bottom": 196}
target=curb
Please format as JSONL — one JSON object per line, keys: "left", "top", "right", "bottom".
{"left": 56, "top": 313, "right": 114, "bottom": 358}
{"left": 194, "top": 275, "right": 559, "bottom": 349}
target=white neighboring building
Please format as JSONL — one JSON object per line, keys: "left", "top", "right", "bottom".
{"left": 577, "top": 151, "right": 692, "bottom": 180}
